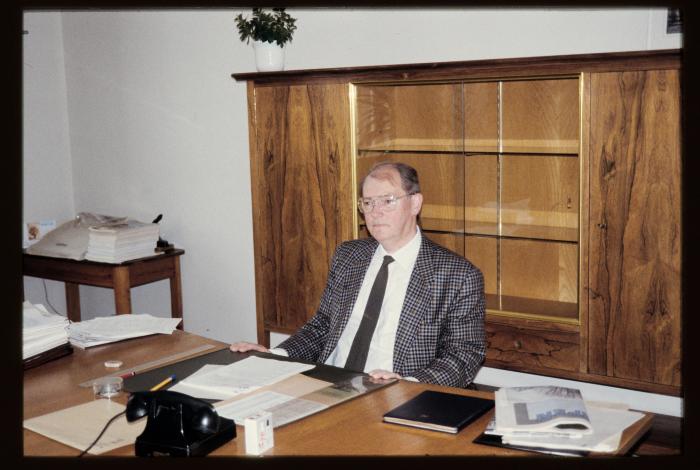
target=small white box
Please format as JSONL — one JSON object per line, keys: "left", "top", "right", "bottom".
{"left": 244, "top": 411, "right": 274, "bottom": 455}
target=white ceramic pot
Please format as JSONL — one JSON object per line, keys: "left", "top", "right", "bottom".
{"left": 253, "top": 40, "right": 285, "bottom": 72}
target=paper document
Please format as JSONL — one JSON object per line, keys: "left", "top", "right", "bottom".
{"left": 215, "top": 390, "right": 327, "bottom": 428}
{"left": 499, "top": 404, "right": 644, "bottom": 452}
{"left": 495, "top": 386, "right": 593, "bottom": 437}
{"left": 176, "top": 356, "right": 315, "bottom": 397}
{"left": 23, "top": 301, "right": 70, "bottom": 359}
{"left": 68, "top": 313, "right": 182, "bottom": 348}
{"left": 169, "top": 364, "right": 231, "bottom": 400}
{"left": 24, "top": 399, "right": 146, "bottom": 455}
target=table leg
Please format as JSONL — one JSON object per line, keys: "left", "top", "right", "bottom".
{"left": 65, "top": 282, "right": 81, "bottom": 323}
{"left": 113, "top": 266, "right": 132, "bottom": 314}
{"left": 170, "top": 256, "right": 184, "bottom": 330}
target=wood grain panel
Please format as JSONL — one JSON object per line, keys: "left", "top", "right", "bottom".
{"left": 251, "top": 83, "right": 352, "bottom": 338}
{"left": 485, "top": 322, "right": 580, "bottom": 372}
{"left": 233, "top": 49, "right": 680, "bottom": 84}
{"left": 502, "top": 78, "right": 579, "bottom": 154}
{"left": 588, "top": 70, "right": 681, "bottom": 387}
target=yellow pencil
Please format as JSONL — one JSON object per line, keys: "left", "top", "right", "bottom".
{"left": 150, "top": 374, "right": 176, "bottom": 391}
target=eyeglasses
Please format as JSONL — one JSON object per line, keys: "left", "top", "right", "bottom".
{"left": 357, "top": 193, "right": 416, "bottom": 213}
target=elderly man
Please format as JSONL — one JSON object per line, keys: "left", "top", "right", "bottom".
{"left": 231, "top": 161, "right": 486, "bottom": 388}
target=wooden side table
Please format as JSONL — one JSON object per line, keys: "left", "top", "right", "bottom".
{"left": 22, "top": 249, "right": 185, "bottom": 329}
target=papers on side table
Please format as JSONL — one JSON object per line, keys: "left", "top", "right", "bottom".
{"left": 68, "top": 313, "right": 182, "bottom": 348}
{"left": 23, "top": 301, "right": 70, "bottom": 360}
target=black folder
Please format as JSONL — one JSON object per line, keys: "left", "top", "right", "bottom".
{"left": 23, "top": 342, "right": 73, "bottom": 370}
{"left": 383, "top": 390, "right": 494, "bottom": 434}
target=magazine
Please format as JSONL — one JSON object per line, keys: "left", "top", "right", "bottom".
{"left": 494, "top": 386, "right": 592, "bottom": 437}
{"left": 484, "top": 400, "right": 645, "bottom": 454}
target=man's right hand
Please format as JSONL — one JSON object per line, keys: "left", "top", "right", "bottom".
{"left": 229, "top": 341, "right": 270, "bottom": 353}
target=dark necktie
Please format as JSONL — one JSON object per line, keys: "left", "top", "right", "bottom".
{"left": 344, "top": 255, "right": 395, "bottom": 372}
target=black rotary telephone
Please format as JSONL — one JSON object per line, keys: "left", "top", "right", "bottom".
{"left": 126, "top": 390, "right": 236, "bottom": 456}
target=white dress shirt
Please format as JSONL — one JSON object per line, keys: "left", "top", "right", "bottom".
{"left": 272, "top": 228, "right": 422, "bottom": 375}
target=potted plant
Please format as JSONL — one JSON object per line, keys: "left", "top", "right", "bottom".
{"left": 235, "top": 8, "right": 298, "bottom": 72}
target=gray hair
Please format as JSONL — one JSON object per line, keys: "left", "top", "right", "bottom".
{"left": 360, "top": 161, "right": 421, "bottom": 196}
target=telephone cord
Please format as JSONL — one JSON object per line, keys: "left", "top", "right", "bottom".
{"left": 77, "top": 410, "right": 126, "bottom": 457}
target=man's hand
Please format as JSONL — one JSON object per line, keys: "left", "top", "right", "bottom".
{"left": 229, "top": 341, "right": 270, "bottom": 353}
{"left": 368, "top": 369, "right": 402, "bottom": 381}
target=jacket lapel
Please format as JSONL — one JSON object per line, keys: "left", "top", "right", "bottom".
{"left": 320, "top": 239, "right": 377, "bottom": 361}
{"left": 392, "top": 236, "right": 435, "bottom": 371}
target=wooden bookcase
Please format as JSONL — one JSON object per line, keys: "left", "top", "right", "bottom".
{"left": 234, "top": 49, "right": 682, "bottom": 395}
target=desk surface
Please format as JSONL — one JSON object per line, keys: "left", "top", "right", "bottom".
{"left": 23, "top": 331, "right": 653, "bottom": 457}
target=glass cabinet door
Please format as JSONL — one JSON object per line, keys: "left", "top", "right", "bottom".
{"left": 496, "top": 78, "right": 580, "bottom": 320}
{"left": 353, "top": 76, "right": 580, "bottom": 323}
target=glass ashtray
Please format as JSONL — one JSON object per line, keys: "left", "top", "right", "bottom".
{"left": 92, "top": 376, "right": 123, "bottom": 398}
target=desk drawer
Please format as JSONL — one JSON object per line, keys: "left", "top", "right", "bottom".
{"left": 485, "top": 322, "right": 580, "bottom": 373}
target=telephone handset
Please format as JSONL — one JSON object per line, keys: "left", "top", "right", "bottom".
{"left": 126, "top": 390, "right": 236, "bottom": 456}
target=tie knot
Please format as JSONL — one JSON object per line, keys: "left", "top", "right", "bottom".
{"left": 383, "top": 255, "right": 394, "bottom": 266}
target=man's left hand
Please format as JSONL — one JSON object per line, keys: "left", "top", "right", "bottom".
{"left": 368, "top": 369, "right": 402, "bottom": 381}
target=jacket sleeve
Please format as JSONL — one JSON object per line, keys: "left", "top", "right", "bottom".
{"left": 408, "top": 265, "right": 487, "bottom": 388}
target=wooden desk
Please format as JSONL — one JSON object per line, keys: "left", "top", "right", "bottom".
{"left": 23, "top": 331, "right": 654, "bottom": 457}
{"left": 22, "top": 249, "right": 185, "bottom": 328}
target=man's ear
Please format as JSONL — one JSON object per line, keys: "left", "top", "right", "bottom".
{"left": 410, "top": 193, "right": 423, "bottom": 215}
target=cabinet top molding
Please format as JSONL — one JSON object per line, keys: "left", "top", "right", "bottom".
{"left": 232, "top": 49, "right": 681, "bottom": 84}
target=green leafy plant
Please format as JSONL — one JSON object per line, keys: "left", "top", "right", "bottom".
{"left": 235, "top": 8, "right": 297, "bottom": 47}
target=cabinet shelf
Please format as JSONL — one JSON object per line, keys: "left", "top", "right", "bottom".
{"left": 357, "top": 147, "right": 579, "bottom": 157}
{"left": 421, "top": 219, "right": 578, "bottom": 243}
{"left": 485, "top": 294, "right": 579, "bottom": 322}
{"left": 360, "top": 220, "right": 578, "bottom": 244}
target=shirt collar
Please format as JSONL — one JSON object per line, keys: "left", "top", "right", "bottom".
{"left": 376, "top": 227, "right": 422, "bottom": 270}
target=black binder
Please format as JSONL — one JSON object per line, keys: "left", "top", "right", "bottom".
{"left": 23, "top": 342, "right": 73, "bottom": 370}
{"left": 472, "top": 432, "right": 589, "bottom": 457}
{"left": 383, "top": 390, "right": 494, "bottom": 434}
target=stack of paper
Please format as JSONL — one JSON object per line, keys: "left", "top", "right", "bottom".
{"left": 170, "top": 356, "right": 315, "bottom": 399}
{"left": 68, "top": 313, "right": 182, "bottom": 348}
{"left": 487, "top": 385, "right": 645, "bottom": 454}
{"left": 23, "top": 301, "right": 70, "bottom": 360}
{"left": 85, "top": 219, "right": 160, "bottom": 263}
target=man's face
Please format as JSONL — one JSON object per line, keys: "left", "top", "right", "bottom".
{"left": 361, "top": 169, "right": 422, "bottom": 252}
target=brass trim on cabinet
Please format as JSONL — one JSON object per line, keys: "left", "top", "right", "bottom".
{"left": 349, "top": 83, "right": 360, "bottom": 239}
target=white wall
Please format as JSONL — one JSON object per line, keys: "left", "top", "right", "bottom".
{"left": 23, "top": 8, "right": 682, "bottom": 415}
{"left": 23, "top": 12, "right": 75, "bottom": 314}
{"left": 60, "top": 11, "right": 255, "bottom": 344}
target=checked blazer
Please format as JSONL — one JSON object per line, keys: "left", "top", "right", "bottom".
{"left": 277, "top": 235, "right": 486, "bottom": 388}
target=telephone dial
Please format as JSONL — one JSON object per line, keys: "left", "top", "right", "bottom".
{"left": 126, "top": 390, "right": 236, "bottom": 456}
